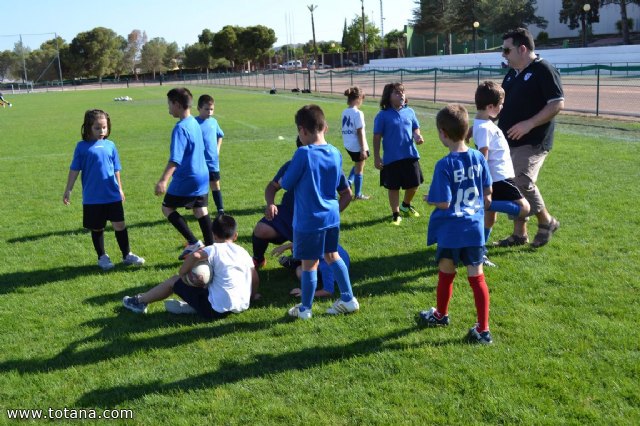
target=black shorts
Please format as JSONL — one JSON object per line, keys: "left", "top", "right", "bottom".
{"left": 173, "top": 278, "right": 231, "bottom": 320}
{"left": 492, "top": 178, "right": 524, "bottom": 201}
{"left": 83, "top": 201, "right": 125, "bottom": 230}
{"left": 345, "top": 149, "right": 369, "bottom": 162}
{"left": 162, "top": 194, "right": 209, "bottom": 209}
{"left": 380, "top": 158, "right": 424, "bottom": 190}
{"left": 208, "top": 171, "right": 221, "bottom": 182}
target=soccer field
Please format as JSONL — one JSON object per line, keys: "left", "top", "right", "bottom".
{"left": 0, "top": 86, "right": 638, "bottom": 424}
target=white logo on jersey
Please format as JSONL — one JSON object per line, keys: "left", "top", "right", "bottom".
{"left": 524, "top": 72, "right": 532, "bottom": 81}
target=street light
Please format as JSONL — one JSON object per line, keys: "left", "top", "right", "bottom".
{"left": 473, "top": 21, "right": 479, "bottom": 53}
{"left": 582, "top": 3, "right": 591, "bottom": 48}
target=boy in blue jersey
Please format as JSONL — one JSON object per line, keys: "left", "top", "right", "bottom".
{"left": 155, "top": 88, "right": 213, "bottom": 260}
{"left": 417, "top": 104, "right": 494, "bottom": 344}
{"left": 373, "top": 82, "right": 425, "bottom": 226}
{"left": 63, "top": 109, "right": 145, "bottom": 270}
{"left": 280, "top": 105, "right": 357, "bottom": 319}
{"left": 196, "top": 94, "right": 225, "bottom": 216}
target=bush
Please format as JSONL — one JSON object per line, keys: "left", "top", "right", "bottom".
{"left": 616, "top": 18, "right": 633, "bottom": 34}
{"left": 536, "top": 31, "right": 549, "bottom": 44}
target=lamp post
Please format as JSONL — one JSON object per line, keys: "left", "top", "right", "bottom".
{"left": 308, "top": 5, "right": 318, "bottom": 68}
{"left": 473, "top": 21, "right": 479, "bottom": 53}
{"left": 582, "top": 3, "right": 591, "bottom": 48}
{"left": 361, "top": 0, "right": 367, "bottom": 63}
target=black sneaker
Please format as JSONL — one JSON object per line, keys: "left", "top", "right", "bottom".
{"left": 467, "top": 324, "right": 493, "bottom": 344}
{"left": 278, "top": 255, "right": 301, "bottom": 270}
{"left": 416, "top": 307, "right": 450, "bottom": 327}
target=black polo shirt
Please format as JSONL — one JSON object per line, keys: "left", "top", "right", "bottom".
{"left": 498, "top": 58, "right": 564, "bottom": 151}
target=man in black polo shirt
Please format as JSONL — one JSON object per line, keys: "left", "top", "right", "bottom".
{"left": 496, "top": 28, "right": 563, "bottom": 248}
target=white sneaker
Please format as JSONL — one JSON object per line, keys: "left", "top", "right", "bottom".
{"left": 178, "top": 240, "right": 204, "bottom": 260}
{"left": 123, "top": 252, "right": 145, "bottom": 266}
{"left": 98, "top": 254, "right": 114, "bottom": 271}
{"left": 288, "top": 303, "right": 312, "bottom": 319}
{"left": 164, "top": 299, "right": 197, "bottom": 314}
{"left": 326, "top": 297, "right": 360, "bottom": 315}
{"left": 482, "top": 255, "right": 497, "bottom": 268}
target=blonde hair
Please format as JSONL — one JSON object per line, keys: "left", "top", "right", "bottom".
{"left": 344, "top": 86, "right": 364, "bottom": 104}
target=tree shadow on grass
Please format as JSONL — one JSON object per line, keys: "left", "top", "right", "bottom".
{"left": 74, "top": 326, "right": 465, "bottom": 408}
{"left": 0, "top": 314, "right": 280, "bottom": 375}
{"left": 0, "top": 262, "right": 176, "bottom": 295}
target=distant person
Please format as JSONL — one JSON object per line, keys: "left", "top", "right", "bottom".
{"left": 123, "top": 215, "right": 258, "bottom": 319}
{"left": 0, "top": 92, "right": 12, "bottom": 107}
{"left": 373, "top": 82, "right": 425, "bottom": 226}
{"left": 472, "top": 81, "right": 530, "bottom": 267}
{"left": 196, "top": 94, "right": 226, "bottom": 216}
{"left": 497, "top": 27, "right": 563, "bottom": 248}
{"left": 418, "top": 104, "right": 493, "bottom": 344}
{"left": 63, "top": 109, "right": 145, "bottom": 270}
{"left": 341, "top": 86, "right": 370, "bottom": 200}
{"left": 280, "top": 105, "right": 357, "bottom": 319}
{"left": 155, "top": 88, "right": 213, "bottom": 260}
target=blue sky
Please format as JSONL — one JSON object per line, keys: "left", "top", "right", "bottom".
{"left": 0, "top": 0, "right": 416, "bottom": 51}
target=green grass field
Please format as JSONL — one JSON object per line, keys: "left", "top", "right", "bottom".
{"left": 0, "top": 86, "right": 639, "bottom": 424}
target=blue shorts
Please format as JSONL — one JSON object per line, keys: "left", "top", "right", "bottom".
{"left": 258, "top": 205, "right": 294, "bottom": 242}
{"left": 435, "top": 246, "right": 484, "bottom": 267}
{"left": 293, "top": 226, "right": 340, "bottom": 260}
{"left": 173, "top": 278, "right": 231, "bottom": 320}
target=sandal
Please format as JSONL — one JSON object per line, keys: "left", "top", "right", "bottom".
{"left": 493, "top": 234, "right": 529, "bottom": 247}
{"left": 531, "top": 217, "right": 560, "bottom": 248}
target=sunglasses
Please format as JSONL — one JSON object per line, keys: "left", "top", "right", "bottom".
{"left": 502, "top": 46, "right": 518, "bottom": 54}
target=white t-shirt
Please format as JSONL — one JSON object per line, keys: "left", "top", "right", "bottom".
{"left": 341, "top": 106, "right": 368, "bottom": 153}
{"left": 472, "top": 118, "right": 514, "bottom": 182}
{"left": 204, "top": 242, "right": 253, "bottom": 313}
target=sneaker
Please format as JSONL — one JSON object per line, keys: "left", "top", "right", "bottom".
{"left": 482, "top": 255, "right": 497, "bottom": 268}
{"left": 278, "top": 255, "right": 301, "bottom": 270}
{"left": 123, "top": 295, "right": 148, "bottom": 314}
{"left": 123, "top": 252, "right": 145, "bottom": 266}
{"left": 467, "top": 324, "right": 493, "bottom": 344}
{"left": 288, "top": 303, "right": 312, "bottom": 319}
{"left": 354, "top": 194, "right": 371, "bottom": 200}
{"left": 164, "top": 299, "right": 197, "bottom": 314}
{"left": 178, "top": 240, "right": 204, "bottom": 260}
{"left": 389, "top": 215, "right": 402, "bottom": 226}
{"left": 253, "top": 257, "right": 267, "bottom": 269}
{"left": 326, "top": 297, "right": 360, "bottom": 315}
{"left": 400, "top": 204, "right": 420, "bottom": 218}
{"left": 416, "top": 307, "right": 450, "bottom": 327}
{"left": 98, "top": 254, "right": 114, "bottom": 271}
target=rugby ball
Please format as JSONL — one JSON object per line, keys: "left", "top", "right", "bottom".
{"left": 182, "top": 261, "right": 213, "bottom": 288}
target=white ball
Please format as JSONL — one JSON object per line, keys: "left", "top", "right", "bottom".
{"left": 183, "top": 261, "right": 213, "bottom": 288}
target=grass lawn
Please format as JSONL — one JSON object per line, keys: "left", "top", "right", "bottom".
{"left": 0, "top": 85, "right": 639, "bottom": 424}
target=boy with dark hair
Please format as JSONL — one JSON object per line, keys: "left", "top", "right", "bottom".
{"left": 123, "top": 214, "right": 258, "bottom": 319}
{"left": 418, "top": 104, "right": 494, "bottom": 344}
{"left": 155, "top": 88, "right": 213, "bottom": 260}
{"left": 196, "top": 94, "right": 225, "bottom": 216}
{"left": 280, "top": 105, "right": 357, "bottom": 319}
{"left": 473, "top": 81, "right": 530, "bottom": 267}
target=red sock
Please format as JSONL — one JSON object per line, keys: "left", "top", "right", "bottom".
{"left": 436, "top": 271, "right": 456, "bottom": 317}
{"left": 468, "top": 274, "right": 490, "bottom": 332}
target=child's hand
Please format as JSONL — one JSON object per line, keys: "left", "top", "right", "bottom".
{"left": 265, "top": 204, "right": 278, "bottom": 220}
{"left": 63, "top": 190, "right": 71, "bottom": 205}
{"left": 374, "top": 158, "right": 384, "bottom": 170}
{"left": 155, "top": 181, "right": 166, "bottom": 196}
{"left": 414, "top": 134, "right": 424, "bottom": 145}
{"left": 120, "top": 189, "right": 126, "bottom": 203}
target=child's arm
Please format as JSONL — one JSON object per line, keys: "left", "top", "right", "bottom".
{"left": 271, "top": 242, "right": 293, "bottom": 257}
{"left": 425, "top": 197, "right": 450, "bottom": 210}
{"left": 356, "top": 128, "right": 369, "bottom": 160}
{"left": 413, "top": 128, "right": 424, "bottom": 145}
{"left": 115, "top": 171, "right": 125, "bottom": 203}
{"left": 179, "top": 248, "right": 207, "bottom": 276}
{"left": 217, "top": 137, "right": 223, "bottom": 155}
{"left": 483, "top": 186, "right": 492, "bottom": 210}
{"left": 373, "top": 133, "right": 383, "bottom": 169}
{"left": 338, "top": 185, "right": 352, "bottom": 212}
{"left": 63, "top": 170, "right": 80, "bottom": 205}
{"left": 264, "top": 180, "right": 281, "bottom": 220}
{"left": 155, "top": 162, "right": 177, "bottom": 196}
{"left": 479, "top": 147, "right": 489, "bottom": 159}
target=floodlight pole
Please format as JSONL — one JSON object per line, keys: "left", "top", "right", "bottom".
{"left": 55, "top": 33, "right": 64, "bottom": 90}
{"left": 361, "top": 0, "right": 367, "bottom": 63}
{"left": 20, "top": 34, "right": 28, "bottom": 84}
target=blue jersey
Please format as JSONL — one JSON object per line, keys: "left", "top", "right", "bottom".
{"left": 427, "top": 149, "right": 492, "bottom": 248}
{"left": 373, "top": 106, "right": 420, "bottom": 165}
{"left": 69, "top": 139, "right": 122, "bottom": 205}
{"left": 196, "top": 116, "right": 224, "bottom": 172}
{"left": 280, "top": 143, "right": 343, "bottom": 233}
{"left": 167, "top": 116, "right": 209, "bottom": 197}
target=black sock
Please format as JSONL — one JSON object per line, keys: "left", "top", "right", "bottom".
{"left": 198, "top": 215, "right": 214, "bottom": 246}
{"left": 167, "top": 211, "right": 197, "bottom": 244}
{"left": 91, "top": 230, "right": 105, "bottom": 258}
{"left": 115, "top": 229, "right": 130, "bottom": 258}
{"left": 402, "top": 201, "right": 411, "bottom": 208}
{"left": 393, "top": 212, "right": 400, "bottom": 220}
{"left": 252, "top": 233, "right": 270, "bottom": 262}
{"left": 212, "top": 190, "right": 224, "bottom": 212}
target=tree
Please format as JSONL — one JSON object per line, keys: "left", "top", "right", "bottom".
{"left": 163, "top": 42, "right": 180, "bottom": 70}
{"left": 343, "top": 14, "right": 382, "bottom": 53}
{"left": 384, "top": 29, "right": 406, "bottom": 49}
{"left": 601, "top": 0, "right": 639, "bottom": 44}
{"left": 183, "top": 42, "right": 213, "bottom": 71}
{"left": 237, "top": 25, "right": 277, "bottom": 70}
{"left": 140, "top": 37, "right": 169, "bottom": 78}
{"left": 68, "top": 27, "right": 125, "bottom": 81}
{"left": 0, "top": 50, "right": 17, "bottom": 82}
{"left": 559, "top": 0, "right": 600, "bottom": 29}
{"left": 123, "top": 30, "right": 146, "bottom": 79}
{"left": 211, "top": 26, "right": 239, "bottom": 69}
